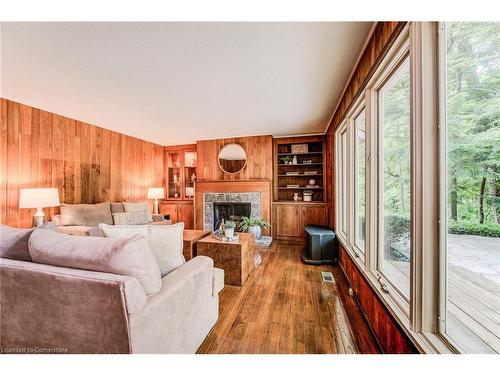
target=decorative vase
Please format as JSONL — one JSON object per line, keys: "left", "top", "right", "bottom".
{"left": 308, "top": 179, "right": 316, "bottom": 185}
{"left": 304, "top": 195, "right": 312, "bottom": 202}
{"left": 293, "top": 192, "right": 299, "bottom": 201}
{"left": 225, "top": 227, "right": 235, "bottom": 238}
{"left": 292, "top": 155, "right": 298, "bottom": 164}
{"left": 248, "top": 225, "right": 262, "bottom": 239}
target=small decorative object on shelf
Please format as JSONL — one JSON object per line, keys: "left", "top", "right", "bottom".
{"left": 303, "top": 160, "right": 312, "bottom": 164}
{"left": 191, "top": 173, "right": 196, "bottom": 182}
{"left": 280, "top": 155, "right": 292, "bottom": 165}
{"left": 287, "top": 184, "right": 300, "bottom": 188}
{"left": 293, "top": 192, "right": 299, "bottom": 201}
{"left": 308, "top": 179, "right": 316, "bottom": 186}
{"left": 174, "top": 192, "right": 179, "bottom": 198}
{"left": 304, "top": 171, "right": 318, "bottom": 175}
{"left": 173, "top": 174, "right": 178, "bottom": 183}
{"left": 303, "top": 189, "right": 313, "bottom": 202}
{"left": 291, "top": 143, "right": 308, "bottom": 154}
{"left": 286, "top": 171, "right": 300, "bottom": 176}
{"left": 292, "top": 155, "right": 298, "bottom": 164}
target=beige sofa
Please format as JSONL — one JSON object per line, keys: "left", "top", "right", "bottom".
{"left": 54, "top": 201, "right": 171, "bottom": 236}
{"left": 0, "top": 226, "right": 224, "bottom": 354}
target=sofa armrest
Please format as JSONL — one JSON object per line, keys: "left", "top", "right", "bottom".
{"left": 0, "top": 258, "right": 147, "bottom": 315}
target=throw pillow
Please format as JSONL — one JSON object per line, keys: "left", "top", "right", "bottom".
{"left": 60, "top": 202, "right": 113, "bottom": 227}
{"left": 110, "top": 202, "right": 125, "bottom": 214}
{"left": 112, "top": 211, "right": 149, "bottom": 225}
{"left": 29, "top": 229, "right": 162, "bottom": 295}
{"left": 123, "top": 201, "right": 152, "bottom": 223}
{"left": 0, "top": 225, "right": 34, "bottom": 261}
{"left": 99, "top": 222, "right": 185, "bottom": 276}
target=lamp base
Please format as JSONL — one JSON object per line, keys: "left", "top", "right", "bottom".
{"left": 153, "top": 199, "right": 160, "bottom": 215}
{"left": 33, "top": 209, "right": 46, "bottom": 227}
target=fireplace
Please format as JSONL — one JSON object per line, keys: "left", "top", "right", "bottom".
{"left": 213, "top": 202, "right": 251, "bottom": 231}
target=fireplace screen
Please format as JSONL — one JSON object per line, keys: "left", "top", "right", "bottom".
{"left": 213, "top": 202, "right": 251, "bottom": 231}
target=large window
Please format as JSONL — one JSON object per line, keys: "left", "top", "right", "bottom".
{"left": 354, "top": 108, "right": 366, "bottom": 255}
{"left": 440, "top": 22, "right": 500, "bottom": 354}
{"left": 377, "top": 57, "right": 411, "bottom": 299}
{"left": 334, "top": 22, "right": 499, "bottom": 353}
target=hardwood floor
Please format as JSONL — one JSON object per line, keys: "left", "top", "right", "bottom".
{"left": 197, "top": 241, "right": 380, "bottom": 354}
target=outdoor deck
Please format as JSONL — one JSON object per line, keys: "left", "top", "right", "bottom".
{"left": 392, "top": 234, "right": 499, "bottom": 353}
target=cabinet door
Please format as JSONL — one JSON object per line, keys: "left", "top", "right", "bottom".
{"left": 161, "top": 203, "right": 178, "bottom": 222}
{"left": 275, "top": 205, "right": 302, "bottom": 237}
{"left": 178, "top": 203, "right": 194, "bottom": 229}
{"left": 301, "top": 205, "right": 328, "bottom": 229}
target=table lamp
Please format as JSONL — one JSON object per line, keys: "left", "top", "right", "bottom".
{"left": 147, "top": 187, "right": 165, "bottom": 215}
{"left": 19, "top": 188, "right": 60, "bottom": 227}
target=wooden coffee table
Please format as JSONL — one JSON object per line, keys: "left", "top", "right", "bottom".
{"left": 197, "top": 232, "right": 255, "bottom": 286}
{"left": 183, "top": 229, "right": 211, "bottom": 260}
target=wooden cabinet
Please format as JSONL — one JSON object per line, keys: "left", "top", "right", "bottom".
{"left": 273, "top": 202, "right": 328, "bottom": 240}
{"left": 164, "top": 144, "right": 197, "bottom": 201}
{"left": 160, "top": 201, "right": 194, "bottom": 229}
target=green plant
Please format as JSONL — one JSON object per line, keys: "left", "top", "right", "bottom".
{"left": 224, "top": 220, "right": 236, "bottom": 229}
{"left": 303, "top": 189, "right": 313, "bottom": 196}
{"left": 280, "top": 155, "right": 292, "bottom": 164}
{"left": 238, "top": 216, "right": 271, "bottom": 232}
{"left": 448, "top": 222, "right": 500, "bottom": 237}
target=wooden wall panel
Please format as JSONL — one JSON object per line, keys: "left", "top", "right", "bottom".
{"left": 0, "top": 98, "right": 164, "bottom": 228}
{"left": 339, "top": 245, "right": 417, "bottom": 353}
{"left": 196, "top": 135, "right": 273, "bottom": 181}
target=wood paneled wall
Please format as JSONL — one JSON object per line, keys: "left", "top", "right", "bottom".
{"left": 0, "top": 98, "right": 164, "bottom": 228}
{"left": 196, "top": 135, "right": 273, "bottom": 181}
{"left": 339, "top": 246, "right": 417, "bottom": 353}
{"left": 324, "top": 22, "right": 414, "bottom": 352}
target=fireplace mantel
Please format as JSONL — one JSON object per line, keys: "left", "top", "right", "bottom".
{"left": 194, "top": 180, "right": 272, "bottom": 235}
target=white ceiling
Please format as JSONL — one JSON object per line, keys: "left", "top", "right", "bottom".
{"left": 0, "top": 22, "right": 372, "bottom": 146}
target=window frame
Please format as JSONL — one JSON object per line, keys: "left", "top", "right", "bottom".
{"left": 335, "top": 120, "right": 349, "bottom": 245}
{"left": 334, "top": 23, "right": 456, "bottom": 353}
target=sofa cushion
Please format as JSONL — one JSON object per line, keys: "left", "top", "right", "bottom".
{"left": 0, "top": 225, "right": 34, "bottom": 261}
{"left": 123, "top": 202, "right": 152, "bottom": 223}
{"left": 110, "top": 202, "right": 125, "bottom": 214}
{"left": 112, "top": 211, "right": 149, "bottom": 225}
{"left": 60, "top": 202, "right": 113, "bottom": 227}
{"left": 56, "top": 225, "right": 95, "bottom": 236}
{"left": 99, "top": 222, "right": 185, "bottom": 277}
{"left": 28, "top": 229, "right": 162, "bottom": 295}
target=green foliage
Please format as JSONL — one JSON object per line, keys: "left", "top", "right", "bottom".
{"left": 445, "top": 22, "right": 500, "bottom": 228}
{"left": 238, "top": 216, "right": 271, "bottom": 231}
{"left": 384, "top": 215, "right": 410, "bottom": 242}
{"left": 448, "top": 222, "right": 500, "bottom": 237}
{"left": 224, "top": 220, "right": 236, "bottom": 229}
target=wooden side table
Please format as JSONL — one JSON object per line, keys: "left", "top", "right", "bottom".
{"left": 183, "top": 229, "right": 211, "bottom": 260}
{"left": 197, "top": 233, "right": 255, "bottom": 286}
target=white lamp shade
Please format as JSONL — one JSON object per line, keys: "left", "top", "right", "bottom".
{"left": 185, "top": 187, "right": 194, "bottom": 197}
{"left": 147, "top": 187, "right": 165, "bottom": 200}
{"left": 19, "top": 188, "right": 60, "bottom": 209}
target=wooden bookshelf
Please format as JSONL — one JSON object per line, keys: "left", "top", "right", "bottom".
{"left": 273, "top": 135, "right": 326, "bottom": 203}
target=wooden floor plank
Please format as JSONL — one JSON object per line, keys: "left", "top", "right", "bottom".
{"left": 197, "top": 241, "right": 380, "bottom": 354}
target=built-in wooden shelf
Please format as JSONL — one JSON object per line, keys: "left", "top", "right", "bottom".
{"left": 278, "top": 187, "right": 323, "bottom": 190}
{"left": 273, "top": 136, "right": 326, "bottom": 203}
{"left": 278, "top": 163, "right": 323, "bottom": 167}
{"left": 277, "top": 151, "right": 323, "bottom": 156}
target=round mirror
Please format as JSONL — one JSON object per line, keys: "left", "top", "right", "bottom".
{"left": 218, "top": 143, "right": 247, "bottom": 174}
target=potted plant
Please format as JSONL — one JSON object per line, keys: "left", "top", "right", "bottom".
{"left": 303, "top": 189, "right": 313, "bottom": 202}
{"left": 239, "top": 217, "right": 271, "bottom": 239}
{"left": 280, "top": 155, "right": 292, "bottom": 165}
{"left": 224, "top": 220, "right": 236, "bottom": 238}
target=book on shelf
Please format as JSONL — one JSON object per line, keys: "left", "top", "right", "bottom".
{"left": 285, "top": 172, "right": 300, "bottom": 176}
{"left": 286, "top": 184, "right": 300, "bottom": 188}
{"left": 302, "top": 160, "right": 312, "bottom": 164}
{"left": 304, "top": 171, "right": 318, "bottom": 175}
{"left": 306, "top": 185, "right": 319, "bottom": 188}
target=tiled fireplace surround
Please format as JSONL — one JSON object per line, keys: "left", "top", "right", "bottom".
{"left": 203, "top": 192, "right": 261, "bottom": 231}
